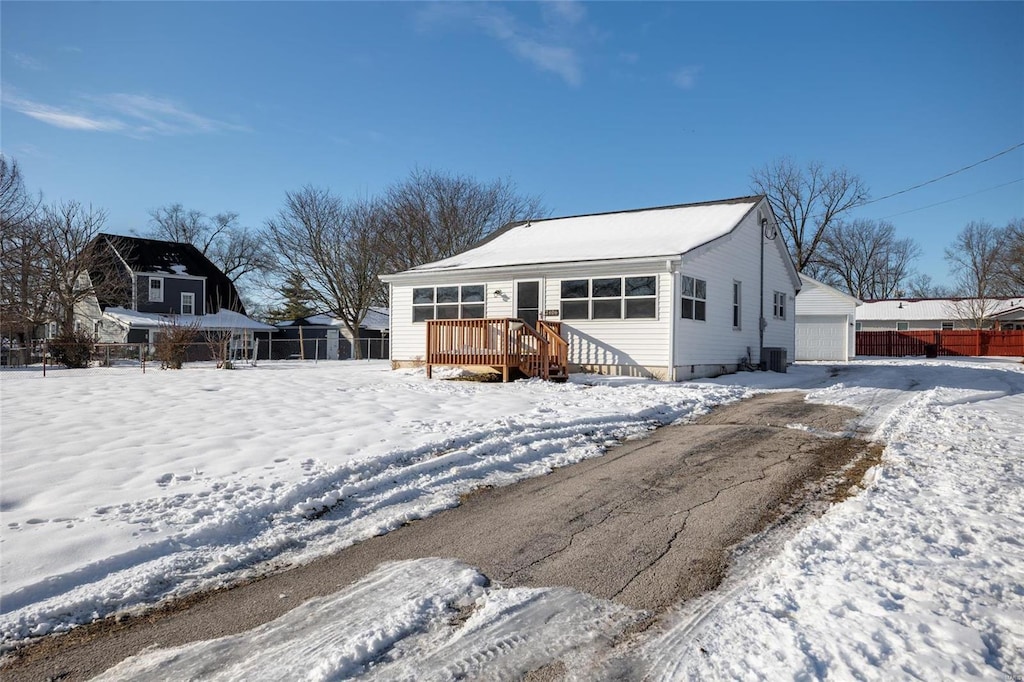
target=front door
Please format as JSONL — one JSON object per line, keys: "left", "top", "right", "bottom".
{"left": 516, "top": 280, "right": 541, "bottom": 329}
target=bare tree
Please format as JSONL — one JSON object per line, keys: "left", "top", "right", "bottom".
{"left": 1, "top": 156, "right": 46, "bottom": 343}
{"left": 37, "top": 201, "right": 131, "bottom": 336}
{"left": 945, "top": 220, "right": 1004, "bottom": 327}
{"left": 148, "top": 204, "right": 275, "bottom": 285}
{"left": 380, "top": 168, "right": 545, "bottom": 272}
{"left": 905, "top": 273, "right": 952, "bottom": 299}
{"left": 265, "top": 187, "right": 386, "bottom": 359}
{"left": 814, "top": 219, "right": 921, "bottom": 299}
{"left": 750, "top": 158, "right": 869, "bottom": 272}
{"left": 996, "top": 217, "right": 1024, "bottom": 293}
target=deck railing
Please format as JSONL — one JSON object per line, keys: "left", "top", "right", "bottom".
{"left": 425, "top": 318, "right": 567, "bottom": 381}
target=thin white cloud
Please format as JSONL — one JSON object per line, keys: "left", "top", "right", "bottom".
{"left": 418, "top": 3, "right": 587, "bottom": 88}
{"left": 671, "top": 65, "right": 702, "bottom": 90}
{"left": 2, "top": 92, "right": 123, "bottom": 131}
{"left": 1, "top": 88, "right": 247, "bottom": 137}
{"left": 9, "top": 52, "right": 46, "bottom": 71}
{"left": 542, "top": 0, "right": 586, "bottom": 26}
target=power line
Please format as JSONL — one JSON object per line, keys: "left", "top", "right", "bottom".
{"left": 860, "top": 141, "right": 1024, "bottom": 207}
{"left": 879, "top": 177, "right": 1023, "bottom": 219}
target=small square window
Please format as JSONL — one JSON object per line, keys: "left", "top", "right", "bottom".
{"left": 413, "top": 288, "right": 434, "bottom": 305}
{"left": 592, "top": 299, "right": 622, "bottom": 319}
{"left": 625, "top": 299, "right": 656, "bottom": 318}
{"left": 436, "top": 286, "right": 459, "bottom": 304}
{"left": 561, "top": 300, "right": 589, "bottom": 319}
{"left": 897, "top": 322, "right": 909, "bottom": 331}
{"left": 561, "top": 280, "right": 589, "bottom": 299}
{"left": 625, "top": 276, "right": 656, "bottom": 297}
{"left": 592, "top": 278, "right": 621, "bottom": 298}
{"left": 412, "top": 307, "right": 434, "bottom": 323}
{"left": 461, "top": 285, "right": 485, "bottom": 303}
{"left": 435, "top": 304, "right": 460, "bottom": 319}
{"left": 461, "top": 304, "right": 485, "bottom": 319}
{"left": 941, "top": 322, "right": 954, "bottom": 331}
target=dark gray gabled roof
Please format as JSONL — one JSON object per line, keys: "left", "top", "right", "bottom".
{"left": 92, "top": 234, "right": 246, "bottom": 315}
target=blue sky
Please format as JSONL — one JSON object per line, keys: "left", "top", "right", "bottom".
{"left": 3, "top": 1, "right": 1022, "bottom": 287}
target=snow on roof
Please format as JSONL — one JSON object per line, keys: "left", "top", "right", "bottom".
{"left": 405, "top": 196, "right": 762, "bottom": 273}
{"left": 104, "top": 307, "right": 277, "bottom": 331}
{"left": 857, "top": 298, "right": 1024, "bottom": 321}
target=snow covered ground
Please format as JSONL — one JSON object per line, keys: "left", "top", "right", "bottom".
{"left": 2, "top": 358, "right": 1023, "bottom": 680}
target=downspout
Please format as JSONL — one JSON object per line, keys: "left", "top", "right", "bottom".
{"left": 667, "top": 259, "right": 680, "bottom": 381}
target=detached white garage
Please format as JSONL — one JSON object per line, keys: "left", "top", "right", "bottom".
{"left": 795, "top": 275, "right": 861, "bottom": 361}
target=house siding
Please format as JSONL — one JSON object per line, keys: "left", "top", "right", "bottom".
{"left": 673, "top": 208, "right": 797, "bottom": 378}
{"left": 136, "top": 275, "right": 206, "bottom": 315}
{"left": 385, "top": 197, "right": 799, "bottom": 381}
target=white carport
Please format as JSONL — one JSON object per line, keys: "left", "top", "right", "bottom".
{"left": 795, "top": 275, "right": 862, "bottom": 361}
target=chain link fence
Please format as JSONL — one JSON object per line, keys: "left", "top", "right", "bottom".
{"left": 1, "top": 336, "right": 390, "bottom": 377}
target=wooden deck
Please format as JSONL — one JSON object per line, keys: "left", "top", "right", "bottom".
{"left": 425, "top": 318, "right": 569, "bottom": 381}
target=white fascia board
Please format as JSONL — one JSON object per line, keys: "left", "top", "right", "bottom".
{"left": 380, "top": 254, "right": 682, "bottom": 285}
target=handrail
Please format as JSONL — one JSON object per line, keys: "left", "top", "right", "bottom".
{"left": 425, "top": 318, "right": 568, "bottom": 381}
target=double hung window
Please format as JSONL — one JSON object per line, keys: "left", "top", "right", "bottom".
{"left": 773, "top": 291, "right": 786, "bottom": 319}
{"left": 681, "top": 275, "right": 707, "bottom": 321}
{"left": 149, "top": 277, "right": 164, "bottom": 303}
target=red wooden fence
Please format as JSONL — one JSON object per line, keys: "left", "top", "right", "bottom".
{"left": 856, "top": 330, "right": 1024, "bottom": 357}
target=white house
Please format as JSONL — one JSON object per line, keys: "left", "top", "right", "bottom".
{"left": 856, "top": 297, "right": 1024, "bottom": 331}
{"left": 380, "top": 195, "right": 800, "bottom": 381}
{"left": 794, "top": 275, "right": 861, "bottom": 361}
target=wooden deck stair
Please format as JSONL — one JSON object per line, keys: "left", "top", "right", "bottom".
{"left": 425, "top": 318, "right": 569, "bottom": 382}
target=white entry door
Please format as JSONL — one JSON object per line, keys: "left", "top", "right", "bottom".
{"left": 326, "top": 329, "right": 340, "bottom": 360}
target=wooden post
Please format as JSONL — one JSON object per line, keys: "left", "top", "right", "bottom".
{"left": 299, "top": 325, "right": 306, "bottom": 360}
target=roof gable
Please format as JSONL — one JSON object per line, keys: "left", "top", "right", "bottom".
{"left": 401, "top": 195, "right": 763, "bottom": 274}
{"left": 94, "top": 234, "right": 246, "bottom": 315}
{"left": 798, "top": 275, "right": 863, "bottom": 306}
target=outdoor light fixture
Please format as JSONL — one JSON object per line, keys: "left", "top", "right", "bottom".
{"left": 493, "top": 289, "right": 504, "bottom": 297}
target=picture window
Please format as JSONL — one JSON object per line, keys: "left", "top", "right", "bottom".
{"left": 412, "top": 285, "right": 486, "bottom": 322}
{"left": 559, "top": 276, "right": 656, "bottom": 320}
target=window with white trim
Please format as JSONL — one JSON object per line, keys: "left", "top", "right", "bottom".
{"left": 559, "top": 276, "right": 656, "bottom": 320}
{"left": 181, "top": 292, "right": 195, "bottom": 316}
{"left": 773, "top": 291, "right": 786, "bottom": 320}
{"left": 149, "top": 276, "right": 164, "bottom": 303}
{"left": 897, "top": 322, "right": 909, "bottom": 331}
{"left": 941, "top": 321, "right": 954, "bottom": 331}
{"left": 732, "top": 281, "right": 742, "bottom": 329}
{"left": 412, "top": 285, "right": 485, "bottom": 322}
{"left": 681, "top": 275, "right": 706, "bottom": 321}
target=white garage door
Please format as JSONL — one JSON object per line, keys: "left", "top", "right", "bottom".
{"left": 796, "top": 315, "right": 848, "bottom": 361}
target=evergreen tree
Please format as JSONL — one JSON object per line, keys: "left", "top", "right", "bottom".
{"left": 266, "top": 271, "right": 317, "bottom": 322}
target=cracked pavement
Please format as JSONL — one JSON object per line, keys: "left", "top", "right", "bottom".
{"left": 5, "top": 391, "right": 869, "bottom": 681}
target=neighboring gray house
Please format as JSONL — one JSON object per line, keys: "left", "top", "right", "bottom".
{"left": 70, "top": 234, "right": 274, "bottom": 346}
{"left": 794, "top": 275, "right": 861, "bottom": 361}
{"left": 273, "top": 307, "right": 390, "bottom": 359}
{"left": 381, "top": 195, "right": 800, "bottom": 380}
{"left": 856, "top": 297, "right": 1024, "bottom": 332}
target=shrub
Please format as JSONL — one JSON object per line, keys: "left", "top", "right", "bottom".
{"left": 154, "top": 318, "right": 201, "bottom": 369}
{"left": 49, "top": 329, "right": 95, "bottom": 369}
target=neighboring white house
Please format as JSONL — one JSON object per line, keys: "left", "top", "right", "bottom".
{"left": 794, "top": 275, "right": 861, "bottom": 361}
{"left": 380, "top": 195, "right": 800, "bottom": 381}
{"left": 856, "top": 297, "right": 1024, "bottom": 331}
